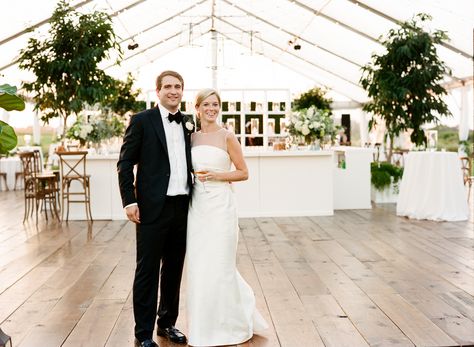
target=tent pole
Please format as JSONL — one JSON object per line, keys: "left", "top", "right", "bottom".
{"left": 211, "top": 0, "right": 218, "bottom": 90}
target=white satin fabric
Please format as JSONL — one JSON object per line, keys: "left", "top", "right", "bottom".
{"left": 186, "top": 143, "right": 267, "bottom": 347}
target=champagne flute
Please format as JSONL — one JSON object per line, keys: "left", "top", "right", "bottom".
{"left": 194, "top": 170, "right": 210, "bottom": 193}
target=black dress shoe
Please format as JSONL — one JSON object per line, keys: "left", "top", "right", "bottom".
{"left": 157, "top": 326, "right": 187, "bottom": 344}
{"left": 134, "top": 338, "right": 158, "bottom": 347}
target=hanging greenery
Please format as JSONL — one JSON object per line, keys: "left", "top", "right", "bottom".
{"left": 18, "top": 0, "right": 122, "bottom": 139}
{"left": 360, "top": 13, "right": 451, "bottom": 162}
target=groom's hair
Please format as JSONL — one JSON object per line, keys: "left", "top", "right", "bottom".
{"left": 156, "top": 70, "right": 184, "bottom": 90}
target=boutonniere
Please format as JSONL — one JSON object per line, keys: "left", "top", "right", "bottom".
{"left": 185, "top": 121, "right": 194, "bottom": 131}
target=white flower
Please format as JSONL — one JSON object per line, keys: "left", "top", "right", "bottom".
{"left": 295, "top": 121, "right": 303, "bottom": 131}
{"left": 301, "top": 124, "right": 310, "bottom": 136}
{"left": 79, "top": 124, "right": 93, "bottom": 139}
{"left": 185, "top": 121, "right": 194, "bottom": 131}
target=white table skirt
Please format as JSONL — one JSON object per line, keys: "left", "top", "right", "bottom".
{"left": 0, "top": 157, "right": 22, "bottom": 191}
{"left": 396, "top": 151, "right": 469, "bottom": 221}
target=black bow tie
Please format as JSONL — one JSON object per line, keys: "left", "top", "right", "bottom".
{"left": 168, "top": 111, "right": 183, "bottom": 124}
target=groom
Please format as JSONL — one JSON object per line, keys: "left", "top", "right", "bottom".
{"left": 117, "top": 70, "right": 193, "bottom": 347}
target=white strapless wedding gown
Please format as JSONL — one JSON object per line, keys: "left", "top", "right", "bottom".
{"left": 186, "top": 144, "right": 267, "bottom": 347}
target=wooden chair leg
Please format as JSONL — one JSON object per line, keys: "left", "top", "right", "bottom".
{"left": 23, "top": 196, "right": 29, "bottom": 223}
{"left": 35, "top": 198, "right": 39, "bottom": 224}
{"left": 86, "top": 179, "right": 93, "bottom": 221}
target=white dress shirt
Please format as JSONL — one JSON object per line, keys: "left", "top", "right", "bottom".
{"left": 158, "top": 103, "right": 189, "bottom": 196}
{"left": 124, "top": 104, "right": 189, "bottom": 210}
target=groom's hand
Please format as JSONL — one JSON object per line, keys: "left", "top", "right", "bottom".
{"left": 125, "top": 205, "right": 140, "bottom": 224}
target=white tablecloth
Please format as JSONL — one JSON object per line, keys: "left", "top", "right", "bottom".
{"left": 0, "top": 157, "right": 22, "bottom": 191}
{"left": 396, "top": 151, "right": 469, "bottom": 221}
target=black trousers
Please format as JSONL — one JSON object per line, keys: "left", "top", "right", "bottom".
{"left": 133, "top": 195, "right": 189, "bottom": 341}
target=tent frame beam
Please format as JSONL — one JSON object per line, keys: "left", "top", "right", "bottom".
{"left": 221, "top": 0, "right": 362, "bottom": 68}
{"left": 217, "top": 16, "right": 363, "bottom": 89}
{"left": 345, "top": 0, "right": 472, "bottom": 59}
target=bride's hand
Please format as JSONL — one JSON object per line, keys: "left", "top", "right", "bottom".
{"left": 197, "top": 171, "right": 219, "bottom": 182}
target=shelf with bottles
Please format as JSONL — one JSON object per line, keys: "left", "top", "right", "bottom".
{"left": 180, "top": 89, "right": 292, "bottom": 150}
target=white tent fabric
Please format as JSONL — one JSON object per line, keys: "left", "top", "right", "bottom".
{"left": 0, "top": 0, "right": 472, "bottom": 124}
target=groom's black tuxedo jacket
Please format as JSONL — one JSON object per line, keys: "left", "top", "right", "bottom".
{"left": 117, "top": 107, "right": 193, "bottom": 225}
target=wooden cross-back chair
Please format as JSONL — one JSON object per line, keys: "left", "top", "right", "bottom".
{"left": 57, "top": 151, "right": 92, "bottom": 222}
{"left": 18, "top": 151, "right": 60, "bottom": 223}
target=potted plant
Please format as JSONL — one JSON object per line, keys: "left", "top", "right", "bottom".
{"left": 370, "top": 162, "right": 404, "bottom": 203}
{"left": 360, "top": 13, "right": 451, "bottom": 163}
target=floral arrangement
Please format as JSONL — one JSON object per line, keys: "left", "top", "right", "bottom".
{"left": 66, "top": 112, "right": 125, "bottom": 146}
{"left": 287, "top": 105, "right": 340, "bottom": 144}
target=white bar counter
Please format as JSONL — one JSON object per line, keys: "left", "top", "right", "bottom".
{"left": 66, "top": 150, "right": 335, "bottom": 220}
{"left": 234, "top": 150, "right": 334, "bottom": 217}
{"left": 66, "top": 148, "right": 373, "bottom": 220}
{"left": 332, "top": 146, "right": 374, "bottom": 210}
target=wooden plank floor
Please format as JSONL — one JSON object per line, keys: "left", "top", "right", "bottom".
{"left": 1, "top": 189, "right": 473, "bottom": 347}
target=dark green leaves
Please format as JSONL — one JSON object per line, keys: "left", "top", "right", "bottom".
{"left": 293, "top": 87, "right": 332, "bottom": 112}
{"left": 0, "top": 84, "right": 25, "bottom": 154}
{"left": 18, "top": 0, "right": 122, "bottom": 135}
{"left": 360, "top": 13, "right": 451, "bottom": 150}
{"left": 0, "top": 120, "right": 18, "bottom": 154}
{"left": 0, "top": 84, "right": 26, "bottom": 111}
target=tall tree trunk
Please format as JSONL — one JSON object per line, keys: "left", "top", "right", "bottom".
{"left": 62, "top": 115, "right": 68, "bottom": 141}
{"left": 387, "top": 133, "right": 394, "bottom": 164}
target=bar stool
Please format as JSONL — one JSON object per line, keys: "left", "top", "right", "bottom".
{"left": 57, "top": 151, "right": 92, "bottom": 222}
{"left": 14, "top": 170, "right": 24, "bottom": 190}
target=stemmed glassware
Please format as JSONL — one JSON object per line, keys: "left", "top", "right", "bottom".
{"left": 194, "top": 169, "right": 209, "bottom": 193}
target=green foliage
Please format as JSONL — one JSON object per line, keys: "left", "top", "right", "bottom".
{"left": 0, "top": 120, "right": 17, "bottom": 154}
{"left": 435, "top": 125, "right": 474, "bottom": 153}
{"left": 0, "top": 84, "right": 26, "bottom": 154}
{"left": 360, "top": 13, "right": 451, "bottom": 157}
{"left": 371, "top": 162, "right": 404, "bottom": 191}
{"left": 293, "top": 87, "right": 332, "bottom": 111}
{"left": 18, "top": 0, "right": 122, "bottom": 137}
{"left": 104, "top": 73, "right": 145, "bottom": 116}
{"left": 66, "top": 113, "right": 125, "bottom": 146}
{"left": 0, "top": 84, "right": 26, "bottom": 111}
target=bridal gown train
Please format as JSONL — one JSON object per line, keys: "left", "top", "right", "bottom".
{"left": 186, "top": 129, "right": 267, "bottom": 347}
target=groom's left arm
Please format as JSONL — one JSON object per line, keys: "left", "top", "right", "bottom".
{"left": 117, "top": 114, "right": 142, "bottom": 207}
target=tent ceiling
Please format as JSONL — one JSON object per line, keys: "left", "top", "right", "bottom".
{"left": 0, "top": 0, "right": 472, "bottom": 103}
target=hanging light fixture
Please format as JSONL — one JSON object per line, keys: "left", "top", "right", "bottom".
{"left": 127, "top": 41, "right": 139, "bottom": 50}
{"left": 288, "top": 38, "right": 301, "bottom": 50}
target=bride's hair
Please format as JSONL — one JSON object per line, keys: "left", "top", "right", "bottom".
{"left": 195, "top": 88, "right": 221, "bottom": 108}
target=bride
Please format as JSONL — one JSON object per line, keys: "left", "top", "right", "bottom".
{"left": 186, "top": 88, "right": 268, "bottom": 346}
